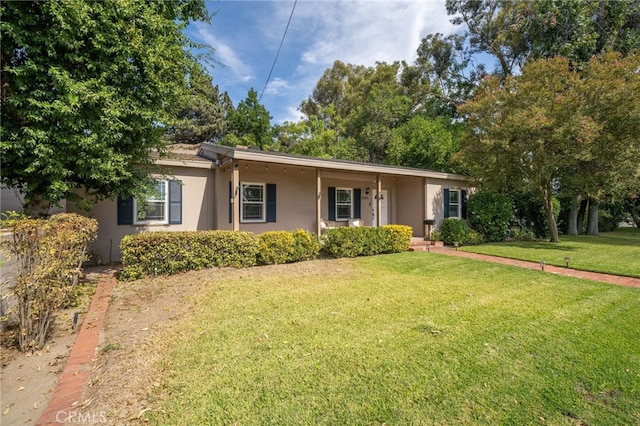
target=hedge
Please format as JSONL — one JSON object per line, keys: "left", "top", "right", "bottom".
{"left": 119, "top": 231, "right": 258, "bottom": 280}
{"left": 322, "top": 225, "right": 412, "bottom": 258}
{"left": 120, "top": 226, "right": 409, "bottom": 280}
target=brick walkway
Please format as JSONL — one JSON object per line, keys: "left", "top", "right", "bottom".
{"left": 411, "top": 242, "right": 640, "bottom": 288}
{"left": 35, "top": 269, "right": 118, "bottom": 425}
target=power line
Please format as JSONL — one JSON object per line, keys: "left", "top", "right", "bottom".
{"left": 259, "top": 0, "right": 297, "bottom": 103}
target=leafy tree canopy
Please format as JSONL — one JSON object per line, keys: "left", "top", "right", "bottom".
{"left": 0, "top": 0, "right": 210, "bottom": 216}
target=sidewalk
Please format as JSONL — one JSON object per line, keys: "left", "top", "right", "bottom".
{"left": 412, "top": 242, "right": 640, "bottom": 288}
{"left": 35, "top": 268, "right": 118, "bottom": 425}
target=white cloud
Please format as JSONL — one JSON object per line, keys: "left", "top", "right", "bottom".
{"left": 265, "top": 78, "right": 290, "bottom": 95}
{"left": 290, "top": 1, "right": 456, "bottom": 69}
{"left": 192, "top": 23, "right": 254, "bottom": 83}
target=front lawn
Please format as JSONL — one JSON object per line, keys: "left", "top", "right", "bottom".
{"left": 145, "top": 253, "right": 639, "bottom": 425}
{"left": 461, "top": 228, "right": 640, "bottom": 278}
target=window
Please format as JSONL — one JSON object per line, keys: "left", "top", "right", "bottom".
{"left": 117, "top": 179, "right": 182, "bottom": 226}
{"left": 336, "top": 188, "right": 353, "bottom": 220}
{"left": 135, "top": 180, "right": 167, "bottom": 223}
{"left": 328, "top": 187, "right": 361, "bottom": 221}
{"left": 448, "top": 189, "right": 461, "bottom": 218}
{"left": 241, "top": 183, "right": 265, "bottom": 222}
{"left": 444, "top": 188, "right": 467, "bottom": 219}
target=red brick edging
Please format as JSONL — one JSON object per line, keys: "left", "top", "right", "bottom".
{"left": 35, "top": 269, "right": 117, "bottom": 425}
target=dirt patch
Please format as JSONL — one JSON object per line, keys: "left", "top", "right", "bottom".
{"left": 0, "top": 270, "right": 101, "bottom": 425}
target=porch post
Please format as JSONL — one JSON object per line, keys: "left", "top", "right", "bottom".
{"left": 232, "top": 162, "right": 240, "bottom": 231}
{"left": 316, "top": 169, "right": 322, "bottom": 236}
{"left": 376, "top": 174, "right": 382, "bottom": 227}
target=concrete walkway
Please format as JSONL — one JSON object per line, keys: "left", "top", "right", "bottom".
{"left": 411, "top": 242, "right": 640, "bottom": 288}
{"left": 35, "top": 269, "right": 118, "bottom": 425}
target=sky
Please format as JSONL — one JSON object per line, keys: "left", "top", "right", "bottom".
{"left": 186, "top": 1, "right": 461, "bottom": 125}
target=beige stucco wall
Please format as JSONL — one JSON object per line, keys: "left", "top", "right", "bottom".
{"left": 68, "top": 165, "right": 215, "bottom": 262}
{"left": 425, "top": 177, "right": 470, "bottom": 230}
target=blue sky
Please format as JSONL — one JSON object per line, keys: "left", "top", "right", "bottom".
{"left": 187, "top": 1, "right": 460, "bottom": 125}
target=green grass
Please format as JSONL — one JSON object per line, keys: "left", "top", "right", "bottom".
{"left": 145, "top": 254, "right": 640, "bottom": 425}
{"left": 460, "top": 228, "right": 640, "bottom": 278}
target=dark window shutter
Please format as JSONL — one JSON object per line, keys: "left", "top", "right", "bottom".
{"left": 444, "top": 189, "right": 450, "bottom": 219}
{"left": 266, "top": 183, "right": 276, "bottom": 222}
{"left": 169, "top": 180, "right": 182, "bottom": 224}
{"left": 117, "top": 196, "right": 134, "bottom": 225}
{"left": 461, "top": 190, "right": 468, "bottom": 220}
{"left": 328, "top": 187, "right": 336, "bottom": 221}
{"left": 228, "top": 181, "right": 232, "bottom": 224}
{"left": 354, "top": 188, "right": 361, "bottom": 218}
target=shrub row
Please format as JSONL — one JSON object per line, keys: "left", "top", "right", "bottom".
{"left": 120, "top": 225, "right": 413, "bottom": 280}
{"left": 120, "top": 231, "right": 259, "bottom": 280}
{"left": 256, "top": 229, "right": 321, "bottom": 265}
{"left": 322, "top": 225, "right": 413, "bottom": 258}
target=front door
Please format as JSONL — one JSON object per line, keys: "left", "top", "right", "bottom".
{"left": 373, "top": 190, "right": 389, "bottom": 226}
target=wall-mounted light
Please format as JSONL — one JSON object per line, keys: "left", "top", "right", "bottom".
{"left": 365, "top": 187, "right": 370, "bottom": 195}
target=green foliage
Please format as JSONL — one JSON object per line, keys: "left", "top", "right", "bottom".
{"left": 0, "top": 213, "right": 97, "bottom": 351}
{"left": 257, "top": 231, "right": 295, "bottom": 265}
{"left": 165, "top": 64, "right": 232, "bottom": 144}
{"left": 0, "top": 0, "right": 210, "bottom": 216}
{"left": 222, "top": 88, "right": 272, "bottom": 149}
{"left": 322, "top": 225, "right": 412, "bottom": 258}
{"left": 291, "top": 229, "right": 321, "bottom": 262}
{"left": 439, "top": 218, "right": 480, "bottom": 245}
{"left": 467, "top": 190, "right": 513, "bottom": 242}
{"left": 513, "top": 192, "right": 560, "bottom": 239}
{"left": 382, "top": 225, "right": 413, "bottom": 253}
{"left": 119, "top": 231, "right": 258, "bottom": 280}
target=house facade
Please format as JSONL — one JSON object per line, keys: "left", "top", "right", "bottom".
{"left": 6, "top": 143, "right": 471, "bottom": 262}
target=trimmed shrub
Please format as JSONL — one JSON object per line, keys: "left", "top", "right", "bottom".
{"left": 0, "top": 213, "right": 98, "bottom": 351}
{"left": 119, "top": 231, "right": 258, "bottom": 280}
{"left": 291, "top": 229, "right": 321, "bottom": 262}
{"left": 382, "top": 224, "right": 413, "bottom": 253}
{"left": 257, "top": 231, "right": 295, "bottom": 265}
{"left": 439, "top": 218, "right": 472, "bottom": 245}
{"left": 467, "top": 190, "right": 513, "bottom": 242}
{"left": 322, "top": 225, "right": 413, "bottom": 258}
{"left": 322, "top": 227, "right": 364, "bottom": 258}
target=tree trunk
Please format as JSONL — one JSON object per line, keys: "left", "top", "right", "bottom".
{"left": 23, "top": 193, "right": 52, "bottom": 218}
{"left": 565, "top": 194, "right": 581, "bottom": 235}
{"left": 576, "top": 198, "right": 588, "bottom": 234}
{"left": 542, "top": 187, "right": 559, "bottom": 243}
{"left": 587, "top": 198, "right": 599, "bottom": 236}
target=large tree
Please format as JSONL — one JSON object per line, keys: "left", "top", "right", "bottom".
{"left": 221, "top": 88, "right": 272, "bottom": 150}
{"left": 165, "top": 64, "right": 232, "bottom": 145}
{"left": 456, "top": 56, "right": 598, "bottom": 242}
{"left": 1, "top": 0, "right": 210, "bottom": 217}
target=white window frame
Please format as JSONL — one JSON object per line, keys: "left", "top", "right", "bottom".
{"left": 134, "top": 179, "right": 169, "bottom": 225}
{"left": 241, "top": 182, "right": 266, "bottom": 223}
{"left": 336, "top": 188, "right": 353, "bottom": 221}
{"left": 448, "top": 189, "right": 461, "bottom": 219}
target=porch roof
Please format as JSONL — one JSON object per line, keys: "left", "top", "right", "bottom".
{"left": 198, "top": 143, "right": 470, "bottom": 181}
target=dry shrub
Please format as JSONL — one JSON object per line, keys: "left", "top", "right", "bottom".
{"left": 1, "top": 212, "right": 98, "bottom": 351}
